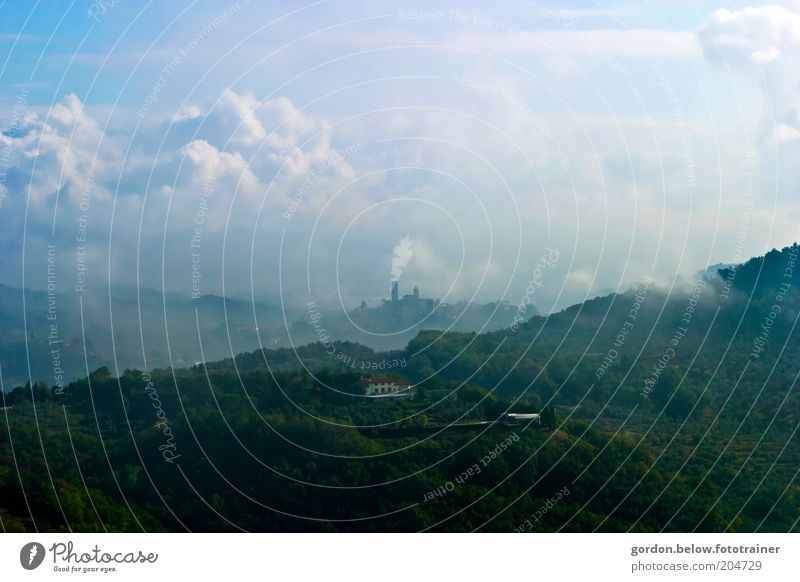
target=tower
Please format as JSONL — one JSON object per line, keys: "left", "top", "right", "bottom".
{"left": 391, "top": 280, "right": 399, "bottom": 303}
{"left": 413, "top": 286, "right": 419, "bottom": 299}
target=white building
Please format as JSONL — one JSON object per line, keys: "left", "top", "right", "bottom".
{"left": 362, "top": 376, "right": 415, "bottom": 399}
{"left": 501, "top": 413, "right": 541, "bottom": 425}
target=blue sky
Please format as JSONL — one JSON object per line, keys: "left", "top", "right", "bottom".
{"left": 1, "top": 0, "right": 798, "bottom": 310}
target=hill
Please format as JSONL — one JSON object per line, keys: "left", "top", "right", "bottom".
{"left": 0, "top": 245, "right": 797, "bottom": 532}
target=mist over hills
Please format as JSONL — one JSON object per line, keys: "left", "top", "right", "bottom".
{"left": 0, "top": 282, "right": 533, "bottom": 389}
{"left": 0, "top": 285, "right": 306, "bottom": 389}
{"left": 1, "top": 245, "right": 798, "bottom": 532}
{"left": 211, "top": 243, "right": 799, "bottom": 423}
{"left": 0, "top": 245, "right": 800, "bottom": 532}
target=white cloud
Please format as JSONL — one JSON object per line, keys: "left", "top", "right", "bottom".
{"left": 457, "top": 29, "right": 702, "bottom": 60}
{"left": 750, "top": 46, "right": 782, "bottom": 63}
{"left": 322, "top": 28, "right": 701, "bottom": 60}
{"left": 0, "top": 73, "right": 790, "bottom": 308}
{"left": 700, "top": 5, "right": 800, "bottom": 65}
{"left": 173, "top": 104, "right": 202, "bottom": 122}
{"left": 699, "top": 5, "right": 800, "bottom": 142}
{"left": 0, "top": 93, "right": 114, "bottom": 204}
{"left": 217, "top": 89, "right": 267, "bottom": 146}
{"left": 774, "top": 122, "right": 800, "bottom": 143}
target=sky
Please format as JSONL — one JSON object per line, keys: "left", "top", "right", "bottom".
{"left": 1, "top": 0, "right": 799, "bottom": 311}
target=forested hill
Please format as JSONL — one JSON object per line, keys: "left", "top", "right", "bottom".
{"left": 0, "top": 245, "right": 797, "bottom": 532}
{"left": 403, "top": 244, "right": 800, "bottom": 416}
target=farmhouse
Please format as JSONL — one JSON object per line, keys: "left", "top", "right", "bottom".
{"left": 362, "top": 375, "right": 415, "bottom": 399}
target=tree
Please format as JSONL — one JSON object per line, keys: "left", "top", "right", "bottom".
{"left": 541, "top": 404, "right": 557, "bottom": 430}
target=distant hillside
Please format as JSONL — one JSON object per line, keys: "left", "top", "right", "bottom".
{"left": 0, "top": 283, "right": 537, "bottom": 388}
{"left": 402, "top": 244, "right": 800, "bottom": 416}
{"left": 290, "top": 290, "right": 533, "bottom": 353}
{"left": 0, "top": 285, "right": 305, "bottom": 387}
